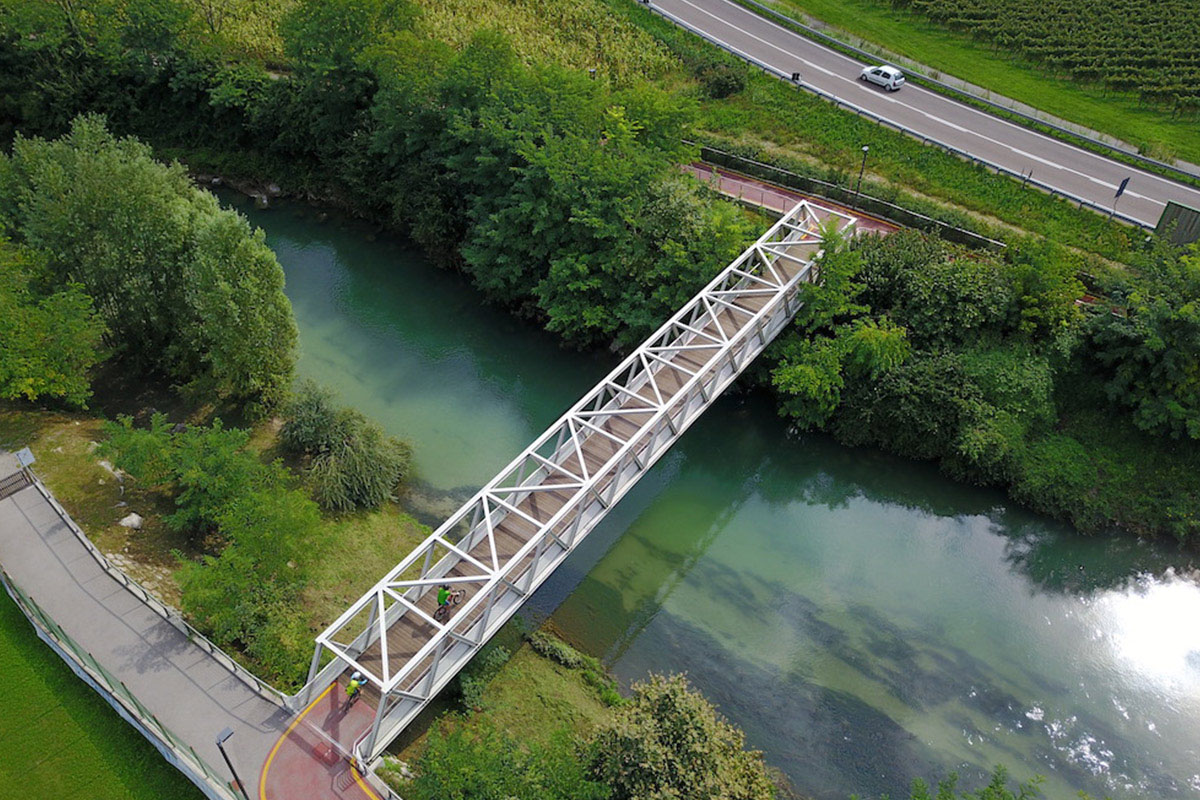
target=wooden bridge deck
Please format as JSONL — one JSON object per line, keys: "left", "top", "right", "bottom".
{"left": 350, "top": 239, "right": 821, "bottom": 696}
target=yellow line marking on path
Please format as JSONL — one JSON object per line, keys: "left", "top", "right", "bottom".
{"left": 258, "top": 685, "right": 333, "bottom": 800}
{"left": 352, "top": 763, "right": 383, "bottom": 800}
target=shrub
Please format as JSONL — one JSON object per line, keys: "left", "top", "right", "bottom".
{"left": 101, "top": 414, "right": 264, "bottom": 543}
{"left": 699, "top": 63, "right": 747, "bottom": 99}
{"left": 528, "top": 631, "right": 624, "bottom": 706}
{"left": 399, "top": 718, "right": 608, "bottom": 800}
{"left": 279, "top": 380, "right": 342, "bottom": 453}
{"left": 177, "top": 482, "right": 327, "bottom": 687}
{"left": 587, "top": 673, "right": 775, "bottom": 800}
{"left": 281, "top": 380, "right": 412, "bottom": 512}
{"left": 457, "top": 645, "right": 510, "bottom": 711}
{"left": 527, "top": 630, "right": 587, "bottom": 669}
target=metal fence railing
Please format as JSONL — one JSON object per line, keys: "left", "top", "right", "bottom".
{"left": 0, "top": 566, "right": 239, "bottom": 800}
{"left": 24, "top": 471, "right": 290, "bottom": 708}
{"left": 728, "top": 0, "right": 1200, "bottom": 187}
{"left": 638, "top": 0, "right": 1155, "bottom": 230}
{"left": 695, "top": 144, "right": 1008, "bottom": 251}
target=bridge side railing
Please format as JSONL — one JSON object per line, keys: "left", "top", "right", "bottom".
{"left": 353, "top": 231, "right": 822, "bottom": 760}
{"left": 315, "top": 203, "right": 852, "bottom": 762}
{"left": 313, "top": 204, "right": 836, "bottom": 692}
{"left": 0, "top": 564, "right": 239, "bottom": 800}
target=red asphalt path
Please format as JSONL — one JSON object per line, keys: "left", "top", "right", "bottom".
{"left": 258, "top": 682, "right": 381, "bottom": 800}
{"left": 686, "top": 162, "right": 899, "bottom": 236}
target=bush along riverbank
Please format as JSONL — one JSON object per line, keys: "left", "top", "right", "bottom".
{"left": 765, "top": 227, "right": 1200, "bottom": 542}
{"left": 383, "top": 627, "right": 1053, "bottom": 800}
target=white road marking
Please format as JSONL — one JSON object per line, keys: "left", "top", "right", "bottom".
{"left": 666, "top": 0, "right": 1178, "bottom": 213}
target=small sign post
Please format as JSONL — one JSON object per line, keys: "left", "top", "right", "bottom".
{"left": 1112, "top": 177, "right": 1130, "bottom": 218}
{"left": 15, "top": 447, "right": 35, "bottom": 468}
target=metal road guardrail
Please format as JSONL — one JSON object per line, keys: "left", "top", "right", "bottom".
{"left": 730, "top": 0, "right": 1200, "bottom": 187}
{"left": 25, "top": 469, "right": 291, "bottom": 709}
{"left": 693, "top": 143, "right": 1008, "bottom": 251}
{"left": 639, "top": 0, "right": 1155, "bottom": 230}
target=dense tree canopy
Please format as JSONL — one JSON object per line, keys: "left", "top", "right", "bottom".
{"left": 1086, "top": 242, "right": 1200, "bottom": 440}
{"left": 587, "top": 673, "right": 775, "bottom": 800}
{"left": 0, "top": 239, "right": 104, "bottom": 407}
{"left": 0, "top": 115, "right": 297, "bottom": 407}
{"left": 368, "top": 29, "right": 753, "bottom": 347}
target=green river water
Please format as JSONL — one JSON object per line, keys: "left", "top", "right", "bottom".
{"left": 231, "top": 195, "right": 1200, "bottom": 800}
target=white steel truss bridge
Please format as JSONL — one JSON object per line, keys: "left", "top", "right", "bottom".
{"left": 305, "top": 200, "right": 856, "bottom": 766}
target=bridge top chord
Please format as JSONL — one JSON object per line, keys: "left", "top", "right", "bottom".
{"left": 309, "top": 200, "right": 856, "bottom": 764}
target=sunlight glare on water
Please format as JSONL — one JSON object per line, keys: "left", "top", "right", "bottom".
{"left": 1100, "top": 572, "right": 1200, "bottom": 692}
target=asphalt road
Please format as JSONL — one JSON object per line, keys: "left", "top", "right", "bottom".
{"left": 653, "top": 0, "right": 1200, "bottom": 227}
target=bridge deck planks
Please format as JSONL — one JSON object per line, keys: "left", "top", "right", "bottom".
{"left": 349, "top": 236, "right": 824, "bottom": 695}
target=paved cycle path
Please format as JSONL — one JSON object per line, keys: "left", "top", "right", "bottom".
{"left": 0, "top": 482, "right": 286, "bottom": 797}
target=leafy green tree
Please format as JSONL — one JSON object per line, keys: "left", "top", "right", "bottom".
{"left": 1002, "top": 238, "right": 1084, "bottom": 340}
{"left": 833, "top": 351, "right": 988, "bottom": 462}
{"left": 102, "top": 413, "right": 263, "bottom": 542}
{"left": 587, "top": 673, "right": 775, "bottom": 800}
{"left": 275, "top": 0, "right": 416, "bottom": 163}
{"left": 771, "top": 237, "right": 908, "bottom": 430}
{"left": 772, "top": 336, "right": 846, "bottom": 429}
{"left": 1087, "top": 242, "right": 1200, "bottom": 439}
{"left": 0, "top": 239, "right": 103, "bottom": 406}
{"left": 852, "top": 231, "right": 1015, "bottom": 348}
{"left": 281, "top": 380, "right": 411, "bottom": 512}
{"left": 177, "top": 480, "right": 326, "bottom": 686}
{"left": 908, "top": 766, "right": 1045, "bottom": 800}
{"left": 0, "top": 115, "right": 297, "bottom": 407}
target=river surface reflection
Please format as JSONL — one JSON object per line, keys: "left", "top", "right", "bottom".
{"left": 235, "top": 194, "right": 1200, "bottom": 800}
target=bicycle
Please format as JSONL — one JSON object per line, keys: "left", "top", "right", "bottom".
{"left": 433, "top": 589, "right": 464, "bottom": 622}
{"left": 343, "top": 672, "right": 366, "bottom": 711}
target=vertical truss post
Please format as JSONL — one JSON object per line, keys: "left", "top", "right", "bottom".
{"left": 309, "top": 202, "right": 857, "bottom": 756}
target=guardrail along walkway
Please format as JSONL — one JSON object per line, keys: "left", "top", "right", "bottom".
{"left": 0, "top": 476, "right": 289, "bottom": 800}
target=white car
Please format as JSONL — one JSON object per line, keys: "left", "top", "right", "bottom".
{"left": 860, "top": 65, "right": 905, "bottom": 91}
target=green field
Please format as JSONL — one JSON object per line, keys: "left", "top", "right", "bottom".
{"left": 760, "top": 0, "right": 1200, "bottom": 165}
{"left": 0, "top": 590, "right": 201, "bottom": 800}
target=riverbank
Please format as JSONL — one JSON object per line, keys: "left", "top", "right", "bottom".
{"left": 380, "top": 626, "right": 803, "bottom": 800}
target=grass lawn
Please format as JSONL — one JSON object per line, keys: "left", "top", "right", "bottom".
{"left": 392, "top": 634, "right": 614, "bottom": 767}
{"left": 0, "top": 590, "right": 202, "bottom": 800}
{"left": 758, "top": 0, "right": 1200, "bottom": 165}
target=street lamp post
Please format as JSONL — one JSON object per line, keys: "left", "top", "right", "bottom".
{"left": 216, "top": 727, "right": 252, "bottom": 800}
{"left": 855, "top": 145, "right": 869, "bottom": 206}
